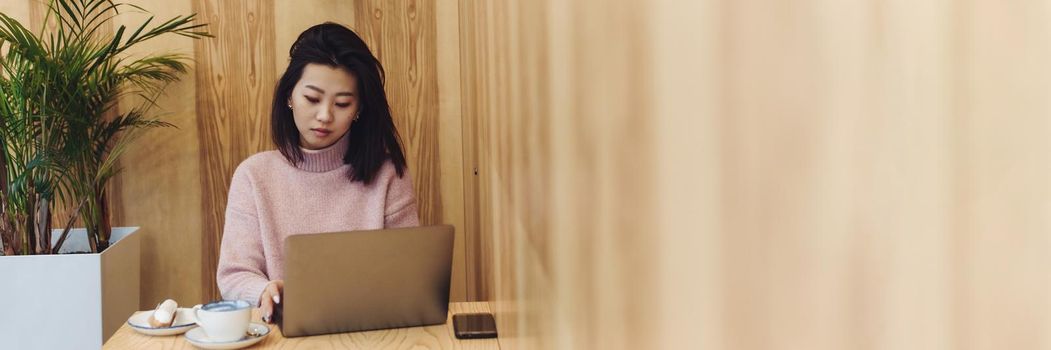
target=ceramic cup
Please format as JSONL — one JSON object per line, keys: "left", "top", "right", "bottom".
{"left": 192, "top": 300, "right": 252, "bottom": 342}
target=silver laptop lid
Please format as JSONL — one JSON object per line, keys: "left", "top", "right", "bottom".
{"left": 279, "top": 225, "right": 454, "bottom": 337}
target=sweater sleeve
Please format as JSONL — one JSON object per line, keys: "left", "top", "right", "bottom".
{"left": 384, "top": 167, "right": 421, "bottom": 228}
{"left": 216, "top": 165, "right": 270, "bottom": 306}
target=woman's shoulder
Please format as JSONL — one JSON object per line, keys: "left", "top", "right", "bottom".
{"left": 369, "top": 158, "right": 414, "bottom": 192}
{"left": 233, "top": 150, "right": 291, "bottom": 178}
{"left": 376, "top": 157, "right": 410, "bottom": 180}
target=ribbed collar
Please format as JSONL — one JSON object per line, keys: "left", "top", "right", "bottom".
{"left": 296, "top": 131, "right": 349, "bottom": 173}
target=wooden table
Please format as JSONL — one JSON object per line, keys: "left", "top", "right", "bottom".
{"left": 104, "top": 302, "right": 500, "bottom": 349}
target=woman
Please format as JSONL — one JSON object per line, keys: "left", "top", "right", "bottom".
{"left": 216, "top": 22, "right": 419, "bottom": 323}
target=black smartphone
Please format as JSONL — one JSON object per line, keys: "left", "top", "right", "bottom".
{"left": 453, "top": 312, "right": 498, "bottom": 339}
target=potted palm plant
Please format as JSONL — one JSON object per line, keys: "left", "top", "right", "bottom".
{"left": 0, "top": 1, "right": 208, "bottom": 348}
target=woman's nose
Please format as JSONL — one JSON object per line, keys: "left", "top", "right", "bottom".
{"left": 315, "top": 104, "right": 334, "bottom": 122}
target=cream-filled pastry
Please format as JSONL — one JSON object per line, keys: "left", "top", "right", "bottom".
{"left": 148, "top": 299, "right": 178, "bottom": 328}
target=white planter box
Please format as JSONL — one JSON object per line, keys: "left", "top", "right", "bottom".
{"left": 0, "top": 227, "right": 140, "bottom": 349}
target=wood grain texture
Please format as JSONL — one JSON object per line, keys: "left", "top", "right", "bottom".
{"left": 109, "top": 0, "right": 205, "bottom": 308}
{"left": 103, "top": 302, "right": 499, "bottom": 349}
{"left": 273, "top": 1, "right": 356, "bottom": 77}
{"left": 353, "top": 0, "right": 443, "bottom": 226}
{"left": 455, "top": 0, "right": 492, "bottom": 304}
{"left": 456, "top": 0, "right": 505, "bottom": 342}
{"left": 353, "top": 0, "right": 466, "bottom": 302}
{"left": 457, "top": 1, "right": 659, "bottom": 348}
{"left": 27, "top": 0, "right": 57, "bottom": 33}
{"left": 434, "top": 0, "right": 468, "bottom": 303}
{"left": 192, "top": 0, "right": 277, "bottom": 302}
{"left": 457, "top": 0, "right": 1051, "bottom": 349}
{"left": 648, "top": 1, "right": 716, "bottom": 349}
{"left": 0, "top": 1, "right": 29, "bottom": 30}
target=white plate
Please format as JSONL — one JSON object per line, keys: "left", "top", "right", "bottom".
{"left": 127, "top": 308, "right": 198, "bottom": 336}
{"left": 184, "top": 322, "right": 270, "bottom": 350}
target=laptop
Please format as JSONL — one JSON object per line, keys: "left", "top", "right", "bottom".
{"left": 275, "top": 225, "right": 455, "bottom": 337}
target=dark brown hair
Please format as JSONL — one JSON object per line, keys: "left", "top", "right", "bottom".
{"left": 271, "top": 22, "right": 407, "bottom": 184}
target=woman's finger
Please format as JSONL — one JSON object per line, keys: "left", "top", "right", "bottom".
{"left": 271, "top": 280, "right": 284, "bottom": 304}
{"left": 259, "top": 289, "right": 274, "bottom": 323}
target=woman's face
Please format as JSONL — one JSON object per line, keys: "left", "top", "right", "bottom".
{"left": 288, "top": 63, "right": 360, "bottom": 150}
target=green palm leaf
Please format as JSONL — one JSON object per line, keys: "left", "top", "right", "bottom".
{"left": 0, "top": 0, "right": 209, "bottom": 255}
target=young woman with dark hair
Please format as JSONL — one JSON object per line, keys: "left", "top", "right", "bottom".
{"left": 216, "top": 23, "right": 419, "bottom": 323}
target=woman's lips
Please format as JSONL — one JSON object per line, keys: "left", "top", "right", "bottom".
{"left": 311, "top": 128, "right": 332, "bottom": 137}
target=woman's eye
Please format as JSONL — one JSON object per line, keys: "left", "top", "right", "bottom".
{"left": 336, "top": 103, "right": 351, "bottom": 108}
{"left": 305, "top": 96, "right": 320, "bottom": 103}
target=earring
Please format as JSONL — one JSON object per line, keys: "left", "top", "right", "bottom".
{"left": 287, "top": 104, "right": 293, "bottom": 110}
{"left": 354, "top": 113, "right": 360, "bottom": 121}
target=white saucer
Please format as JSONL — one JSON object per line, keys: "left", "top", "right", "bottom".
{"left": 127, "top": 308, "right": 198, "bottom": 336}
{"left": 184, "top": 322, "right": 270, "bottom": 350}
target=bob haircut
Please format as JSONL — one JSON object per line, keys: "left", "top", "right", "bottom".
{"left": 271, "top": 22, "right": 407, "bottom": 184}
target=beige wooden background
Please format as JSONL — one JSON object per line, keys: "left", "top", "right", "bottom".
{"left": 458, "top": 0, "right": 1051, "bottom": 349}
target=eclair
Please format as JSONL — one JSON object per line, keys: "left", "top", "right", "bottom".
{"left": 148, "top": 299, "right": 178, "bottom": 328}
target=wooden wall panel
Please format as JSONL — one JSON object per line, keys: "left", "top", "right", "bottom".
{"left": 649, "top": 1, "right": 717, "bottom": 348}
{"left": 455, "top": 1, "right": 1051, "bottom": 350}
{"left": 956, "top": 1, "right": 1051, "bottom": 348}
{"left": 273, "top": 1, "right": 356, "bottom": 77}
{"left": 0, "top": 1, "right": 28, "bottom": 30}
{"left": 454, "top": 0, "right": 492, "bottom": 303}
{"left": 435, "top": 0, "right": 469, "bottom": 302}
{"left": 191, "top": 0, "right": 277, "bottom": 302}
{"left": 352, "top": 0, "right": 443, "bottom": 225}
{"left": 110, "top": 0, "right": 205, "bottom": 308}
{"left": 458, "top": 0, "right": 517, "bottom": 344}
{"left": 458, "top": 1, "right": 657, "bottom": 348}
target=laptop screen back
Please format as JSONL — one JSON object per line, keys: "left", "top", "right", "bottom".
{"left": 279, "top": 225, "right": 454, "bottom": 337}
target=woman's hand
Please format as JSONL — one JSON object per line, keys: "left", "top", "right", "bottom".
{"left": 259, "top": 280, "right": 284, "bottom": 324}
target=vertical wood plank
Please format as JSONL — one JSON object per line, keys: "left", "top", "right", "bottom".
{"left": 27, "top": 0, "right": 56, "bottom": 33}
{"left": 457, "top": 0, "right": 490, "bottom": 303}
{"left": 110, "top": 0, "right": 205, "bottom": 307}
{"left": 0, "top": 1, "right": 29, "bottom": 28}
{"left": 273, "top": 1, "right": 356, "bottom": 77}
{"left": 458, "top": 0, "right": 664, "bottom": 348}
{"left": 958, "top": 0, "right": 1051, "bottom": 348}
{"left": 650, "top": 0, "right": 719, "bottom": 348}
{"left": 435, "top": 0, "right": 469, "bottom": 302}
{"left": 192, "top": 0, "right": 277, "bottom": 302}
{"left": 353, "top": 0, "right": 443, "bottom": 226}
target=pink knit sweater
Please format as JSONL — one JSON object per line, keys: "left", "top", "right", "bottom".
{"left": 216, "top": 133, "right": 420, "bottom": 305}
